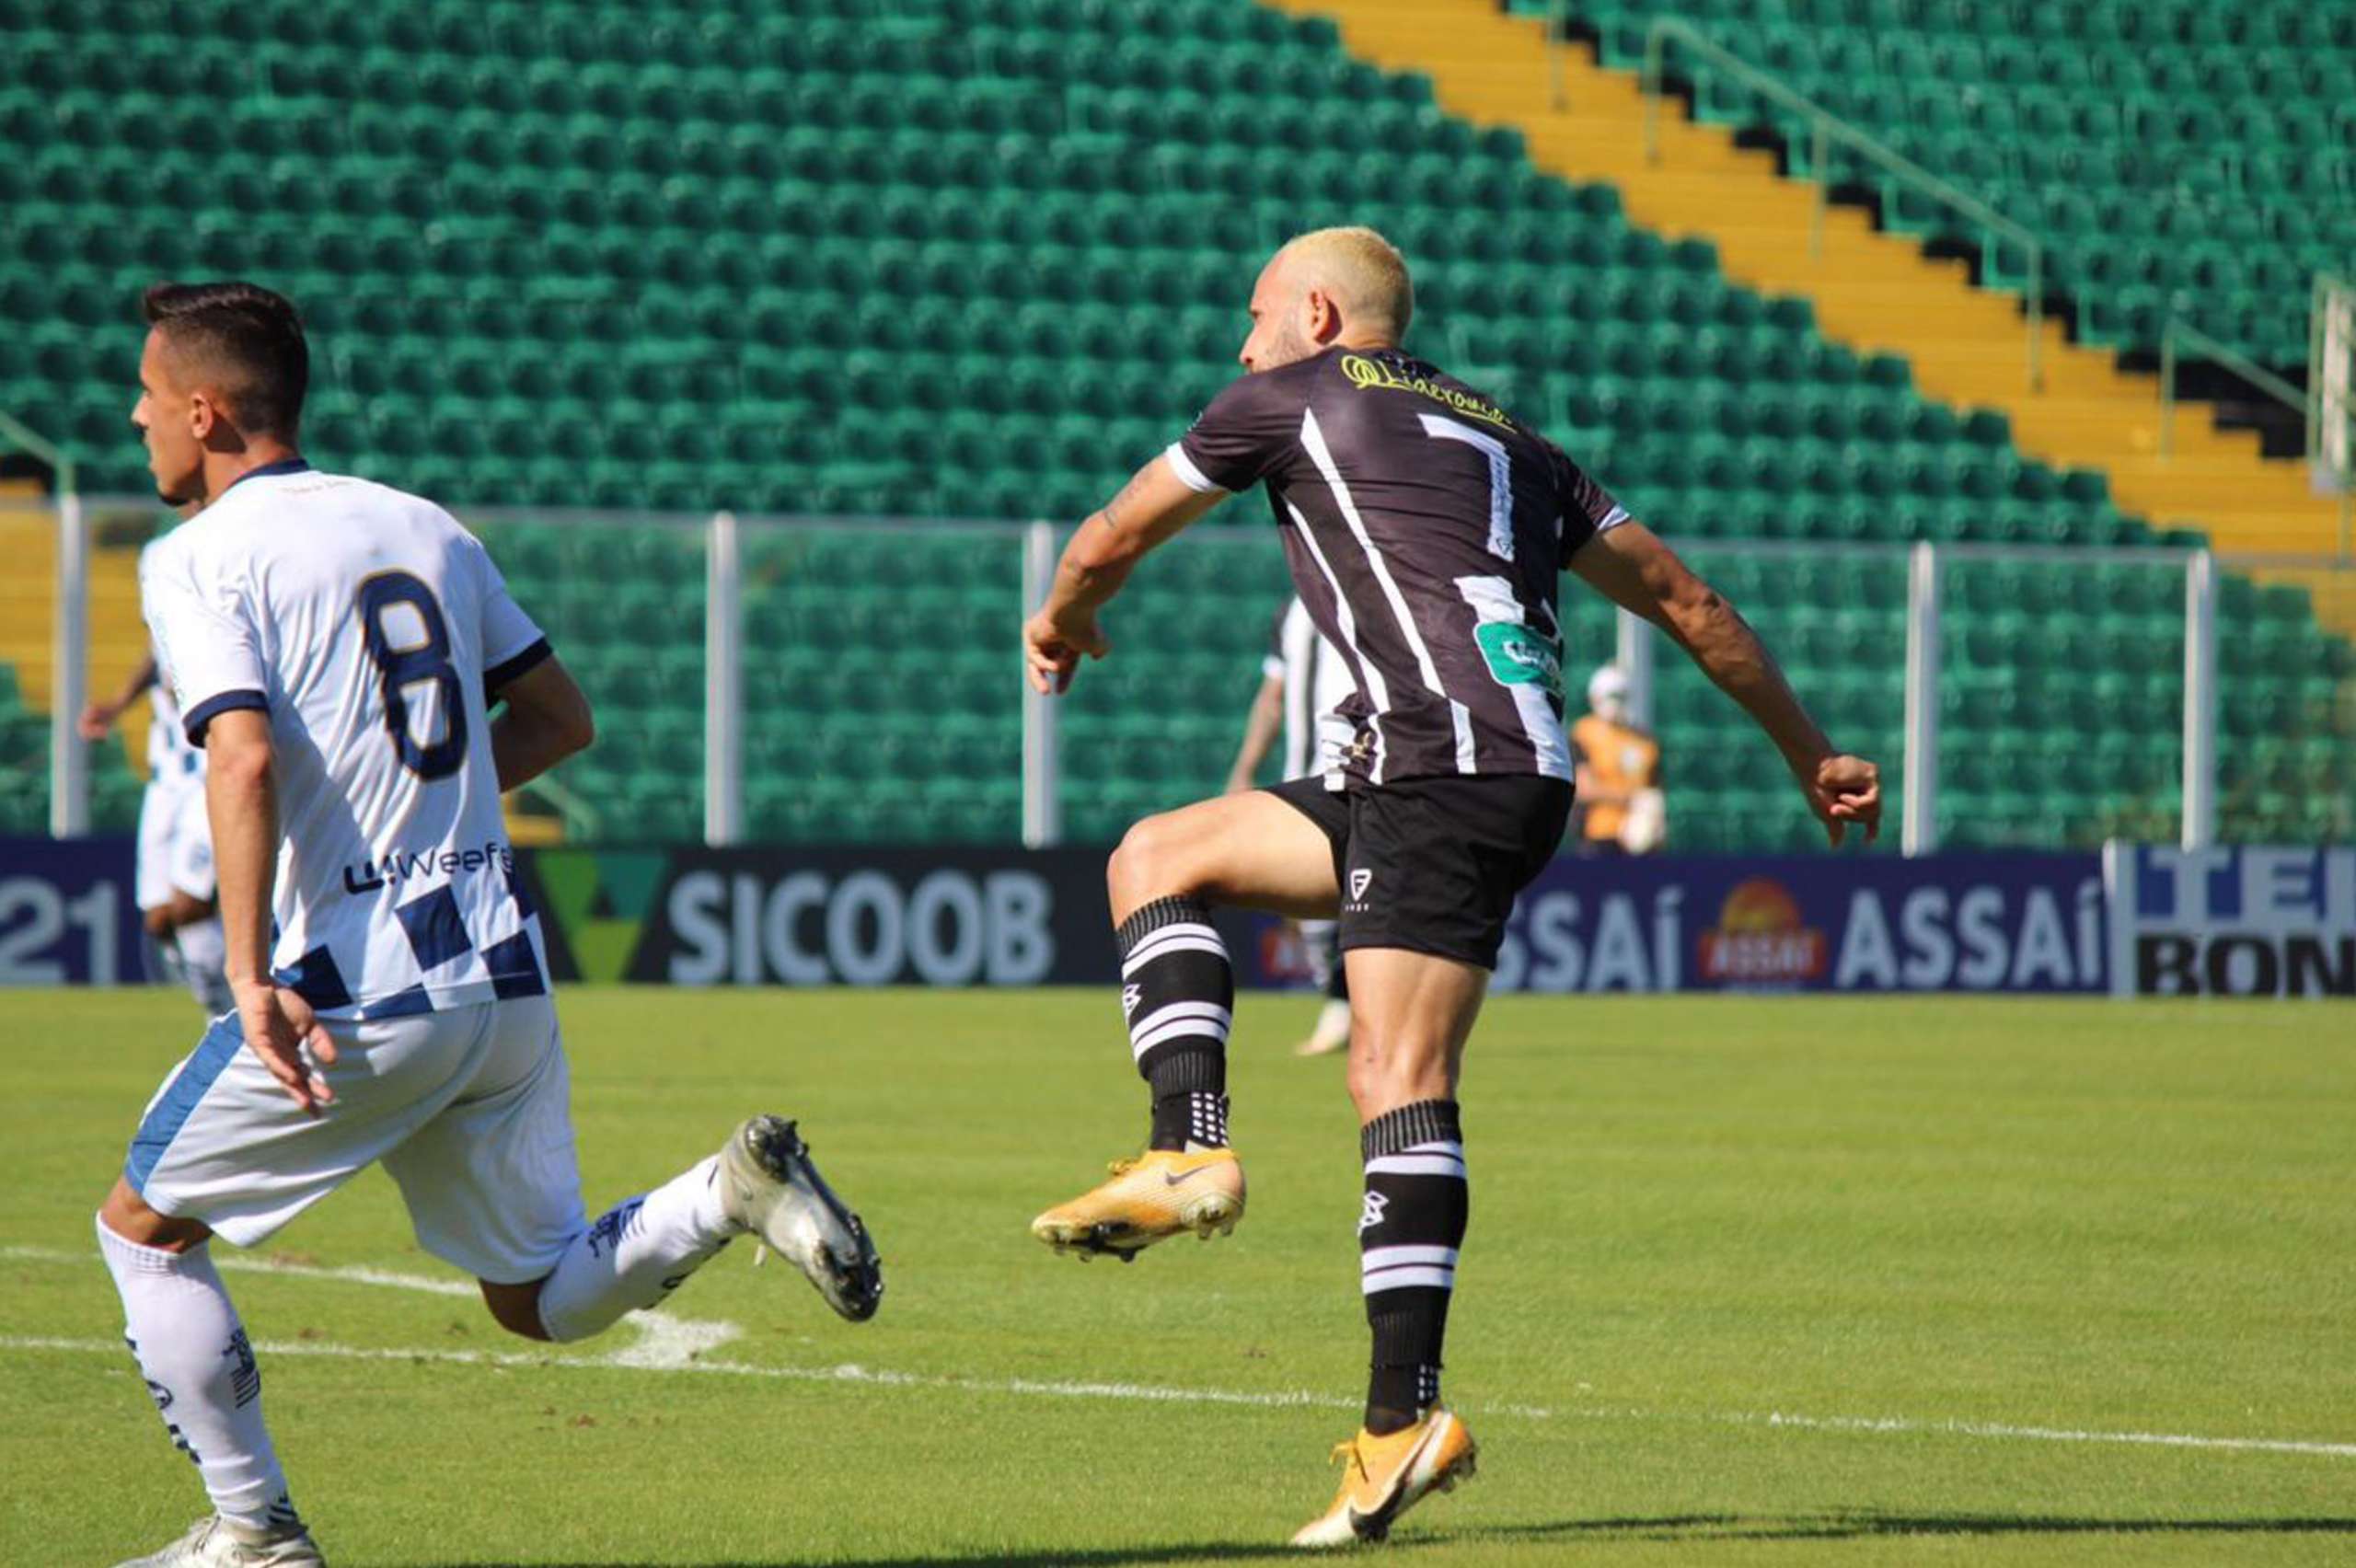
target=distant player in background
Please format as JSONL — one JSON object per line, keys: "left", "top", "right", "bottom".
{"left": 98, "top": 282, "right": 882, "bottom": 1568}
{"left": 1571, "top": 664, "right": 1666, "bottom": 855}
{"left": 81, "top": 512, "right": 234, "bottom": 1015}
{"left": 1224, "top": 595, "right": 1355, "bottom": 1055}
{"left": 1024, "top": 227, "right": 1878, "bottom": 1546}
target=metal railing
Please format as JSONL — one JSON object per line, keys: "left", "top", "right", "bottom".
{"left": 2163, "top": 312, "right": 2354, "bottom": 560}
{"left": 0, "top": 409, "right": 87, "bottom": 838}
{"left": 2312, "top": 271, "right": 2356, "bottom": 559}
{"left": 10, "top": 499, "right": 2350, "bottom": 856}
{"left": 1621, "top": 17, "right": 2048, "bottom": 393}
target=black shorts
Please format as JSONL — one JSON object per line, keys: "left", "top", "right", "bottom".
{"left": 1265, "top": 772, "right": 1573, "bottom": 971}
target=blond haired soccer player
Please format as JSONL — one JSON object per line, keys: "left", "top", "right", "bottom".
{"left": 98, "top": 282, "right": 882, "bottom": 1568}
{"left": 1022, "top": 227, "right": 1879, "bottom": 1547}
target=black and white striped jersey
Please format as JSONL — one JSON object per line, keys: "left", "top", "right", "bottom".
{"left": 1168, "top": 346, "right": 1628, "bottom": 785}
{"left": 1264, "top": 595, "right": 1356, "bottom": 782}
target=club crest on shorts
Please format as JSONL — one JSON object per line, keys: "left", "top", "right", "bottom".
{"left": 1349, "top": 869, "right": 1374, "bottom": 902}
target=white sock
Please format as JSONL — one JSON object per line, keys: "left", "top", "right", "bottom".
{"left": 537, "top": 1156, "right": 735, "bottom": 1343}
{"left": 98, "top": 1217, "right": 299, "bottom": 1534}
{"left": 171, "top": 917, "right": 233, "bottom": 1012}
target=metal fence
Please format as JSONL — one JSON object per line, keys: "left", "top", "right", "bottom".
{"left": 6, "top": 497, "right": 2350, "bottom": 855}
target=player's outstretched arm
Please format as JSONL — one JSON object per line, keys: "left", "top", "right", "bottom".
{"left": 1569, "top": 522, "right": 1880, "bottom": 845}
{"left": 491, "top": 655, "right": 595, "bottom": 793}
{"left": 1023, "top": 455, "right": 1227, "bottom": 696}
{"left": 1224, "top": 672, "right": 1286, "bottom": 793}
{"left": 76, "top": 652, "right": 158, "bottom": 739}
{"left": 205, "top": 709, "right": 338, "bottom": 1113}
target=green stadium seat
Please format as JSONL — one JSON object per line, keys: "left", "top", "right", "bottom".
{"left": 5, "top": 0, "right": 2347, "bottom": 852}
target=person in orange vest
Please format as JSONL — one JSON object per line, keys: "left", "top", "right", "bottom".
{"left": 1571, "top": 665, "right": 1666, "bottom": 854}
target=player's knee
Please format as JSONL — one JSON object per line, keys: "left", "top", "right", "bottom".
{"left": 1345, "top": 1042, "right": 1452, "bottom": 1120}
{"left": 98, "top": 1182, "right": 209, "bottom": 1251}
{"left": 1109, "top": 813, "right": 1195, "bottom": 906}
{"left": 479, "top": 1278, "right": 555, "bottom": 1342}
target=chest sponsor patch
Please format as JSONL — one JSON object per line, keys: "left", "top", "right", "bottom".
{"left": 1473, "top": 622, "right": 1564, "bottom": 700}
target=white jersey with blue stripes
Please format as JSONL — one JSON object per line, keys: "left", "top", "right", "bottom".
{"left": 144, "top": 461, "right": 553, "bottom": 1019}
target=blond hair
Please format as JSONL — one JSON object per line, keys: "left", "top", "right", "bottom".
{"left": 1280, "top": 226, "right": 1414, "bottom": 342}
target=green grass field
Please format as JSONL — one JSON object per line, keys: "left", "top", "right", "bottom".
{"left": 5, "top": 988, "right": 2350, "bottom": 1566}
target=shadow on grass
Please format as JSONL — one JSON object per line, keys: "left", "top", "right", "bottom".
{"left": 410, "top": 1513, "right": 2356, "bottom": 1566}
{"left": 415, "top": 1549, "right": 1277, "bottom": 1568}
{"left": 1491, "top": 1510, "right": 2356, "bottom": 1544}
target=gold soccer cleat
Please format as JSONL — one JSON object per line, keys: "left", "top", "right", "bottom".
{"left": 1288, "top": 1407, "right": 1477, "bottom": 1549}
{"left": 1029, "top": 1146, "right": 1245, "bottom": 1261}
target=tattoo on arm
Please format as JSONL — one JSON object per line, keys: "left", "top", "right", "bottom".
{"left": 1100, "top": 467, "right": 1153, "bottom": 533}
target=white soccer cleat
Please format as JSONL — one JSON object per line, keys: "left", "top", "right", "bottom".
{"left": 112, "top": 1515, "right": 325, "bottom": 1567}
{"left": 1294, "top": 998, "right": 1353, "bottom": 1057}
{"left": 718, "top": 1114, "right": 884, "bottom": 1321}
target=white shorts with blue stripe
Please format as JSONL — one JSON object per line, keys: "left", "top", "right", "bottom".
{"left": 125, "top": 994, "right": 586, "bottom": 1285}
{"left": 134, "top": 774, "right": 214, "bottom": 909}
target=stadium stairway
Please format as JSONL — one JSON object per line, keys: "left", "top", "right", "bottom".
{"left": 0, "top": 513, "right": 149, "bottom": 750}
{"left": 1264, "top": 0, "right": 2346, "bottom": 566}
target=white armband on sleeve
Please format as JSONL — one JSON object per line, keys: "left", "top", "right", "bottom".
{"left": 1163, "top": 443, "right": 1225, "bottom": 496}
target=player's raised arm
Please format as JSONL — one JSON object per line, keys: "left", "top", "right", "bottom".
{"left": 78, "top": 651, "right": 158, "bottom": 739}
{"left": 1224, "top": 667, "right": 1286, "bottom": 794}
{"left": 1568, "top": 520, "right": 1880, "bottom": 846}
{"left": 1022, "top": 454, "right": 1227, "bottom": 696}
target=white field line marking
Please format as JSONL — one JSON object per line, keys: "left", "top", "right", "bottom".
{"left": 3, "top": 1243, "right": 476, "bottom": 1298}
{"left": 605, "top": 1311, "right": 742, "bottom": 1368}
{"left": 3, "top": 1243, "right": 1529, "bottom": 1415}
{"left": 1738, "top": 1408, "right": 2356, "bottom": 1460}
{"left": 1, "top": 1243, "right": 735, "bottom": 1371}
{"left": 0, "top": 1332, "right": 1399, "bottom": 1413}
{"left": 13, "top": 1246, "right": 2353, "bottom": 1455}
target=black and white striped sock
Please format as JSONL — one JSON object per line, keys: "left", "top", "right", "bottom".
{"left": 1115, "top": 896, "right": 1232, "bottom": 1152}
{"left": 1358, "top": 1099, "right": 1467, "bottom": 1435}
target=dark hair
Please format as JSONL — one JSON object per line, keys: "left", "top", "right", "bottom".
{"left": 142, "top": 281, "right": 309, "bottom": 440}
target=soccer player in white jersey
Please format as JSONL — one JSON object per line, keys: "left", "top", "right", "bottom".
{"left": 96, "top": 282, "right": 884, "bottom": 1568}
{"left": 83, "top": 510, "right": 235, "bottom": 1016}
{"left": 1223, "top": 595, "right": 1357, "bottom": 1055}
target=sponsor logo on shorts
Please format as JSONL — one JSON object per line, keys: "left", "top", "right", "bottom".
{"left": 1350, "top": 870, "right": 1374, "bottom": 903}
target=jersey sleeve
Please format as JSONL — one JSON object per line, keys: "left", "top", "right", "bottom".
{"left": 1168, "top": 371, "right": 1299, "bottom": 494}
{"left": 474, "top": 536, "right": 552, "bottom": 700}
{"left": 144, "top": 534, "right": 269, "bottom": 745}
{"left": 1546, "top": 438, "right": 1630, "bottom": 567}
